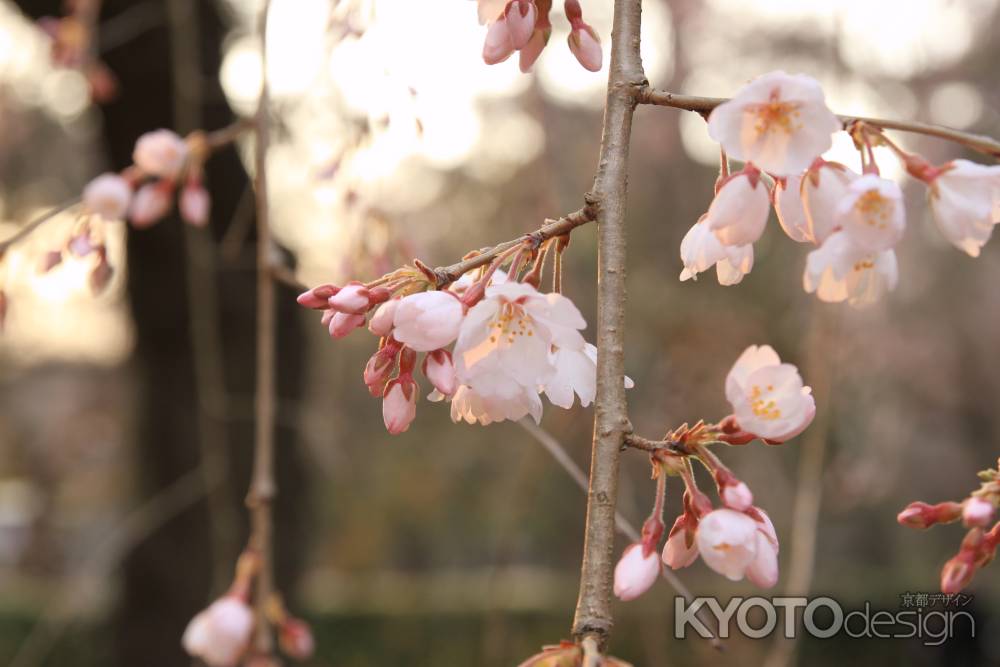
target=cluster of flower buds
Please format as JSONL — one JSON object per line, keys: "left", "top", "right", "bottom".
{"left": 613, "top": 345, "right": 814, "bottom": 600}
{"left": 81, "top": 128, "right": 211, "bottom": 229}
{"left": 300, "top": 239, "right": 628, "bottom": 434}
{"left": 898, "top": 459, "right": 1000, "bottom": 593}
{"left": 478, "top": 0, "right": 601, "bottom": 73}
{"left": 680, "top": 70, "right": 1000, "bottom": 307}
{"left": 182, "top": 550, "right": 314, "bottom": 667}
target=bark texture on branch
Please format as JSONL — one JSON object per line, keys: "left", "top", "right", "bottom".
{"left": 571, "top": 0, "right": 646, "bottom": 649}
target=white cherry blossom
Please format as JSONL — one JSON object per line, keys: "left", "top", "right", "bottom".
{"left": 83, "top": 173, "right": 132, "bottom": 221}
{"left": 679, "top": 218, "right": 754, "bottom": 285}
{"left": 707, "top": 71, "right": 840, "bottom": 176}
{"left": 706, "top": 172, "right": 771, "bottom": 247}
{"left": 926, "top": 159, "right": 1000, "bottom": 257}
{"left": 773, "top": 172, "right": 811, "bottom": 243}
{"left": 133, "top": 129, "right": 188, "bottom": 179}
{"left": 392, "top": 291, "right": 465, "bottom": 352}
{"left": 182, "top": 597, "right": 254, "bottom": 667}
{"left": 803, "top": 231, "right": 898, "bottom": 307}
{"left": 835, "top": 174, "right": 905, "bottom": 253}
{"left": 695, "top": 509, "right": 760, "bottom": 581}
{"left": 725, "top": 344, "right": 815, "bottom": 443}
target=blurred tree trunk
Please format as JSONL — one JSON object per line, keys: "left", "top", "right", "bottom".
{"left": 16, "top": 2, "right": 310, "bottom": 665}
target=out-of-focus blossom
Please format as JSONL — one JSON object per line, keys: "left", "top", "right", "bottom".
{"left": 133, "top": 129, "right": 188, "bottom": 179}
{"left": 393, "top": 291, "right": 465, "bottom": 352}
{"left": 707, "top": 71, "right": 839, "bottom": 176}
{"left": 835, "top": 175, "right": 905, "bottom": 253}
{"left": 706, "top": 171, "right": 771, "bottom": 247}
{"left": 129, "top": 182, "right": 174, "bottom": 228}
{"left": 613, "top": 542, "right": 660, "bottom": 601}
{"left": 962, "top": 497, "right": 995, "bottom": 528}
{"left": 897, "top": 501, "right": 963, "bottom": 529}
{"left": 803, "top": 231, "right": 898, "bottom": 306}
{"left": 278, "top": 618, "right": 315, "bottom": 661}
{"left": 82, "top": 173, "right": 132, "bottom": 221}
{"left": 182, "top": 597, "right": 254, "bottom": 667}
{"left": 925, "top": 159, "right": 1000, "bottom": 257}
{"left": 180, "top": 182, "right": 211, "bottom": 227}
{"left": 724, "top": 345, "right": 815, "bottom": 443}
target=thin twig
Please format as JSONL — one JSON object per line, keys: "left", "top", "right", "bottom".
{"left": 519, "top": 420, "right": 723, "bottom": 650}
{"left": 247, "top": 0, "right": 277, "bottom": 658}
{"left": 636, "top": 88, "right": 1000, "bottom": 159}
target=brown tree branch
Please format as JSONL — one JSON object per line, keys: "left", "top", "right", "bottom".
{"left": 571, "top": 0, "right": 646, "bottom": 651}
{"left": 636, "top": 88, "right": 1000, "bottom": 159}
{"left": 247, "top": 0, "right": 277, "bottom": 658}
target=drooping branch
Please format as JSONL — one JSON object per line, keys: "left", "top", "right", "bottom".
{"left": 570, "top": 0, "right": 646, "bottom": 650}
{"left": 636, "top": 87, "right": 1000, "bottom": 159}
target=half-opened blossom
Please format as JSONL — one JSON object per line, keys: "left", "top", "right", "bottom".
{"left": 454, "top": 282, "right": 586, "bottom": 411}
{"left": 706, "top": 71, "right": 840, "bottom": 176}
{"left": 368, "top": 298, "right": 399, "bottom": 337}
{"left": 182, "top": 597, "right": 254, "bottom": 667}
{"left": 129, "top": 181, "right": 173, "bottom": 228}
{"left": 801, "top": 161, "right": 858, "bottom": 244}
{"left": 725, "top": 344, "right": 815, "bottom": 443}
{"left": 926, "top": 159, "right": 1000, "bottom": 257}
{"left": 835, "top": 174, "right": 905, "bottom": 253}
{"left": 803, "top": 231, "right": 898, "bottom": 306}
{"left": 133, "top": 129, "right": 188, "bottom": 179}
{"left": 83, "top": 173, "right": 132, "bottom": 221}
{"left": 383, "top": 377, "right": 418, "bottom": 434}
{"left": 706, "top": 172, "right": 771, "bottom": 247}
{"left": 393, "top": 290, "right": 465, "bottom": 352}
{"left": 613, "top": 543, "right": 660, "bottom": 601}
{"left": 180, "top": 182, "right": 210, "bottom": 227}
{"left": 695, "top": 509, "right": 759, "bottom": 581}
{"left": 423, "top": 349, "right": 458, "bottom": 397}
{"left": 773, "top": 173, "right": 811, "bottom": 243}
{"left": 662, "top": 515, "right": 699, "bottom": 569}
{"left": 679, "top": 218, "right": 754, "bottom": 285}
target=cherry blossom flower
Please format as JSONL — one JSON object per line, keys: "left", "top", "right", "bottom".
{"left": 133, "top": 129, "right": 188, "bottom": 179}
{"left": 182, "top": 597, "right": 254, "bottom": 667}
{"left": 963, "top": 497, "right": 995, "bottom": 528}
{"left": 706, "top": 71, "right": 839, "bottom": 176}
{"left": 613, "top": 542, "right": 660, "bottom": 601}
{"left": 705, "top": 171, "right": 771, "bottom": 247}
{"left": 803, "top": 231, "right": 898, "bottom": 306}
{"left": 566, "top": 0, "right": 601, "bottom": 72}
{"left": 925, "top": 159, "right": 1000, "bottom": 257}
{"left": 801, "top": 160, "right": 859, "bottom": 244}
{"left": 82, "top": 173, "right": 132, "bottom": 221}
{"left": 383, "top": 376, "right": 418, "bottom": 434}
{"left": 180, "top": 181, "right": 211, "bottom": 227}
{"left": 725, "top": 344, "right": 815, "bottom": 443}
{"left": 695, "top": 509, "right": 759, "bottom": 581}
{"left": 454, "top": 282, "right": 586, "bottom": 415}
{"left": 393, "top": 290, "right": 465, "bottom": 352}
{"left": 541, "top": 343, "right": 635, "bottom": 409}
{"left": 773, "top": 173, "right": 811, "bottom": 243}
{"left": 129, "top": 181, "right": 173, "bottom": 228}
{"left": 444, "top": 382, "right": 543, "bottom": 425}
{"left": 679, "top": 218, "right": 754, "bottom": 286}
{"left": 278, "top": 618, "right": 315, "bottom": 661}
{"left": 835, "top": 174, "right": 905, "bottom": 253}
{"left": 661, "top": 515, "right": 699, "bottom": 569}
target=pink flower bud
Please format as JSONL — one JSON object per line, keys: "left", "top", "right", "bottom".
{"left": 567, "top": 23, "right": 602, "bottom": 72}
{"left": 368, "top": 298, "right": 399, "bottom": 337}
{"left": 133, "top": 129, "right": 188, "bottom": 179}
{"left": 613, "top": 542, "right": 660, "bottom": 601}
{"left": 328, "top": 282, "right": 371, "bottom": 314}
{"left": 182, "top": 597, "right": 254, "bottom": 667}
{"left": 129, "top": 181, "right": 174, "bottom": 228}
{"left": 328, "top": 311, "right": 366, "bottom": 338}
{"left": 297, "top": 284, "right": 339, "bottom": 310}
{"left": 82, "top": 173, "right": 132, "bottom": 221}
{"left": 661, "top": 515, "right": 699, "bottom": 570}
{"left": 392, "top": 291, "right": 464, "bottom": 352}
{"left": 722, "top": 481, "right": 754, "bottom": 512}
{"left": 482, "top": 18, "right": 515, "bottom": 65}
{"left": 383, "top": 377, "right": 418, "bottom": 434}
{"left": 518, "top": 28, "right": 547, "bottom": 72}
{"left": 897, "top": 501, "right": 963, "bottom": 529}
{"left": 941, "top": 555, "right": 975, "bottom": 594}
{"left": 423, "top": 349, "right": 457, "bottom": 397}
{"left": 180, "top": 182, "right": 211, "bottom": 227}
{"left": 963, "top": 497, "right": 995, "bottom": 528}
{"left": 278, "top": 618, "right": 315, "bottom": 660}
{"left": 504, "top": 0, "right": 537, "bottom": 50}
{"left": 364, "top": 342, "right": 400, "bottom": 396}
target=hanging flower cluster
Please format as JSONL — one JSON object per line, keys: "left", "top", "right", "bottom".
{"left": 478, "top": 0, "right": 602, "bottom": 73}
{"left": 613, "top": 345, "right": 814, "bottom": 600}
{"left": 898, "top": 459, "right": 1000, "bottom": 593}
{"left": 182, "top": 551, "right": 314, "bottom": 667}
{"left": 680, "top": 70, "right": 1000, "bottom": 307}
{"left": 298, "top": 237, "right": 628, "bottom": 434}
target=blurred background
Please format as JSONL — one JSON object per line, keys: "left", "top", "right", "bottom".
{"left": 0, "top": 0, "right": 999, "bottom": 665}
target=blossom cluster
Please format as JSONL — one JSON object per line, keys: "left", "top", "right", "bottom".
{"left": 298, "top": 247, "right": 627, "bottom": 434}
{"left": 898, "top": 459, "right": 1000, "bottom": 593}
{"left": 182, "top": 551, "right": 314, "bottom": 667}
{"left": 613, "top": 345, "right": 815, "bottom": 601}
{"left": 478, "top": 0, "right": 602, "bottom": 73}
{"left": 680, "top": 71, "right": 1000, "bottom": 307}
